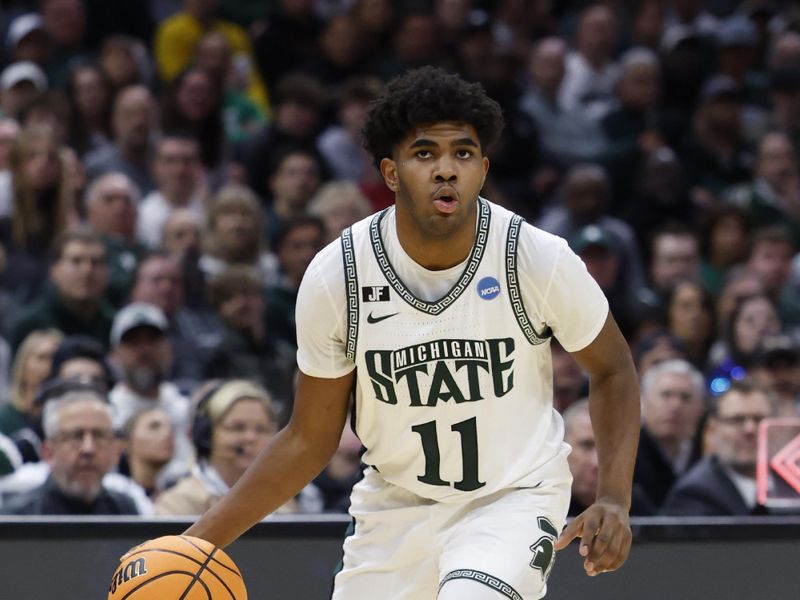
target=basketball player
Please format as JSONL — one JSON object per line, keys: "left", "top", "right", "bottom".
{"left": 184, "top": 67, "right": 640, "bottom": 598}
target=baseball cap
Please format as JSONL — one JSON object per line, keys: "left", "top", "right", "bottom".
{"left": 716, "top": 16, "right": 757, "bottom": 48}
{"left": 571, "top": 224, "right": 616, "bottom": 254}
{"left": 110, "top": 302, "right": 169, "bottom": 346}
{"left": 0, "top": 61, "right": 47, "bottom": 92}
{"left": 699, "top": 75, "right": 741, "bottom": 104}
{"left": 753, "top": 335, "right": 799, "bottom": 367}
{"left": 6, "top": 13, "right": 46, "bottom": 50}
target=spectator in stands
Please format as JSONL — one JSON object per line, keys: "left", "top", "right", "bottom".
{"left": 136, "top": 135, "right": 206, "bottom": 249}
{"left": 98, "top": 35, "right": 153, "bottom": 93}
{"left": 539, "top": 164, "right": 645, "bottom": 294}
{"left": 552, "top": 341, "right": 585, "bottom": 413}
{"left": 46, "top": 335, "right": 114, "bottom": 389}
{"left": 265, "top": 146, "right": 323, "bottom": 237}
{"left": 199, "top": 183, "right": 278, "bottom": 288}
{"left": 154, "top": 0, "right": 268, "bottom": 112}
{"left": 108, "top": 302, "right": 193, "bottom": 484}
{"left": 84, "top": 85, "right": 157, "bottom": 195}
{"left": 192, "top": 31, "right": 267, "bottom": 146}
{"left": 130, "top": 250, "right": 221, "bottom": 384}
{"left": 708, "top": 292, "right": 781, "bottom": 375}
{"left": 559, "top": 4, "right": 620, "bottom": 120}
{"left": 162, "top": 208, "right": 202, "bottom": 260}
{"left": 744, "top": 225, "right": 800, "bottom": 326}
{"left": 371, "top": 8, "right": 440, "bottom": 80}
{"left": 160, "top": 67, "right": 225, "bottom": 170}
{"left": 715, "top": 265, "right": 765, "bottom": 334}
{"left": 748, "top": 334, "right": 800, "bottom": 417}
{"left": 0, "top": 329, "right": 62, "bottom": 462}
{"left": 565, "top": 398, "right": 653, "bottom": 517}
{"left": 630, "top": 0, "right": 665, "bottom": 50}
{"left": 204, "top": 267, "right": 295, "bottom": 423}
{"left": 264, "top": 216, "right": 326, "bottom": 349}
{"left": 666, "top": 279, "right": 715, "bottom": 370}
{"left": 635, "top": 359, "right": 706, "bottom": 509}
{"left": 766, "top": 68, "right": 800, "bottom": 153}
{"left": 64, "top": 62, "right": 113, "bottom": 158}
{"left": 307, "top": 181, "right": 373, "bottom": 243}
{"left": 661, "top": 379, "right": 776, "bottom": 516}
{"left": 316, "top": 77, "right": 381, "bottom": 184}
{"left": 726, "top": 130, "right": 800, "bottom": 243}
{"left": 0, "top": 62, "right": 49, "bottom": 120}
{"left": 238, "top": 74, "right": 326, "bottom": 198}
{"left": 631, "top": 330, "right": 687, "bottom": 376}
{"left": 311, "top": 422, "right": 362, "bottom": 513}
{"left": 40, "top": 0, "right": 90, "bottom": 88}
{"left": 11, "top": 229, "right": 113, "bottom": 353}
{"left": 4, "top": 13, "right": 50, "bottom": 67}
{"left": 303, "top": 13, "right": 367, "bottom": 86}
{"left": 84, "top": 172, "right": 145, "bottom": 306}
{"left": 648, "top": 223, "right": 701, "bottom": 298}
{"left": 0, "top": 380, "right": 138, "bottom": 515}
{"left": 683, "top": 75, "right": 752, "bottom": 201}
{"left": 120, "top": 407, "right": 175, "bottom": 498}
{"left": 698, "top": 204, "right": 751, "bottom": 296}
{"left": 155, "top": 379, "right": 319, "bottom": 515}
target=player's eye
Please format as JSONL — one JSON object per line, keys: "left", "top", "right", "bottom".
{"left": 415, "top": 150, "right": 432, "bottom": 159}
{"left": 455, "top": 149, "right": 472, "bottom": 159}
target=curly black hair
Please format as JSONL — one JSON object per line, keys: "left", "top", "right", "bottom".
{"left": 362, "top": 66, "right": 505, "bottom": 166}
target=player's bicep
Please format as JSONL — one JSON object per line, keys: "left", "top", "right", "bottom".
{"left": 288, "top": 370, "right": 355, "bottom": 456}
{"left": 570, "top": 312, "right": 633, "bottom": 380}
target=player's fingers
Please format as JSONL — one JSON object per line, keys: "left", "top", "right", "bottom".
{"left": 577, "top": 514, "right": 601, "bottom": 559}
{"left": 589, "top": 528, "right": 624, "bottom": 575}
{"left": 585, "top": 518, "right": 614, "bottom": 567}
{"left": 554, "top": 515, "right": 583, "bottom": 550}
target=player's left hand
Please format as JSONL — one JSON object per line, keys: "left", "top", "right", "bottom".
{"left": 554, "top": 499, "right": 632, "bottom": 577}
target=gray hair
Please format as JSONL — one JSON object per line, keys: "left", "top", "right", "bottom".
{"left": 84, "top": 172, "right": 142, "bottom": 209}
{"left": 43, "top": 391, "right": 113, "bottom": 440}
{"left": 641, "top": 359, "right": 705, "bottom": 400}
{"left": 562, "top": 398, "right": 590, "bottom": 435}
{"left": 620, "top": 47, "right": 659, "bottom": 72}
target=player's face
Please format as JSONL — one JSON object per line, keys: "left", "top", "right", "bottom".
{"left": 381, "top": 121, "right": 489, "bottom": 242}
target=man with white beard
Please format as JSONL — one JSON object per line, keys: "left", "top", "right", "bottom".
{"left": 109, "top": 302, "right": 193, "bottom": 484}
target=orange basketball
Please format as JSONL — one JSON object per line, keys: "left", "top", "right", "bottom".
{"left": 107, "top": 535, "right": 248, "bottom": 600}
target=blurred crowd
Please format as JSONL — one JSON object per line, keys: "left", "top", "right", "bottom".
{"left": 0, "top": 0, "right": 799, "bottom": 518}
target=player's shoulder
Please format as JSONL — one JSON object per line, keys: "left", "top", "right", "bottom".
{"left": 484, "top": 198, "right": 569, "bottom": 260}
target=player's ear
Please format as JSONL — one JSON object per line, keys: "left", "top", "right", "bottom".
{"left": 380, "top": 158, "right": 399, "bottom": 192}
{"left": 481, "top": 156, "right": 489, "bottom": 187}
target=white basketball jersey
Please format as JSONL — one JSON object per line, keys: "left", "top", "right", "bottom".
{"left": 331, "top": 198, "right": 593, "bottom": 503}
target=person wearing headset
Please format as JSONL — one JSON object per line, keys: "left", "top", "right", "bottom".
{"left": 154, "top": 379, "right": 321, "bottom": 515}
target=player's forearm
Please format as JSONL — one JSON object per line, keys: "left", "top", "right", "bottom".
{"left": 184, "top": 425, "right": 336, "bottom": 548}
{"left": 588, "top": 364, "right": 640, "bottom": 509}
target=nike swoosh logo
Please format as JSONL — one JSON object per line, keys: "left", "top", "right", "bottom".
{"left": 367, "top": 311, "right": 399, "bottom": 324}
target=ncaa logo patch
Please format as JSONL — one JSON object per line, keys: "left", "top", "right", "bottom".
{"left": 477, "top": 276, "right": 501, "bottom": 300}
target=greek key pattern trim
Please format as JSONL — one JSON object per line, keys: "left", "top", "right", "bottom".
{"left": 369, "top": 199, "right": 491, "bottom": 315}
{"left": 341, "top": 227, "right": 359, "bottom": 362}
{"left": 506, "top": 215, "right": 552, "bottom": 346}
{"left": 439, "top": 569, "right": 523, "bottom": 600}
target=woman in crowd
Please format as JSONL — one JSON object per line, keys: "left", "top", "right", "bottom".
{"left": 155, "top": 379, "right": 320, "bottom": 515}
{"left": 667, "top": 279, "right": 716, "bottom": 371}
{"left": 0, "top": 329, "right": 62, "bottom": 462}
{"left": 120, "top": 407, "right": 175, "bottom": 499}
{"left": 65, "top": 62, "right": 113, "bottom": 158}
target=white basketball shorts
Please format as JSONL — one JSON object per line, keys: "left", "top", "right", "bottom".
{"left": 331, "top": 467, "right": 571, "bottom": 599}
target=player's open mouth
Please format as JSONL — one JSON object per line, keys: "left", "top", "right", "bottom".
{"left": 433, "top": 188, "right": 459, "bottom": 214}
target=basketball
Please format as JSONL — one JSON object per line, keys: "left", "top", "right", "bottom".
{"left": 107, "top": 535, "right": 247, "bottom": 600}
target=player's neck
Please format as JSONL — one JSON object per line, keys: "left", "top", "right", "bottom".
{"left": 395, "top": 212, "right": 477, "bottom": 271}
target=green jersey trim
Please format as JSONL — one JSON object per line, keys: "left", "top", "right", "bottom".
{"left": 439, "top": 569, "right": 523, "bottom": 600}
{"left": 369, "top": 198, "right": 491, "bottom": 315}
{"left": 506, "top": 215, "right": 552, "bottom": 345}
{"left": 342, "top": 226, "right": 359, "bottom": 362}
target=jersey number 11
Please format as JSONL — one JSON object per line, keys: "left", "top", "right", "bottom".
{"left": 412, "top": 417, "right": 486, "bottom": 492}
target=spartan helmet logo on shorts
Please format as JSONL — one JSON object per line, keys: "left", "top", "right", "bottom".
{"left": 529, "top": 517, "right": 558, "bottom": 581}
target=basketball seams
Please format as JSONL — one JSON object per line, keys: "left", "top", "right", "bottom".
{"left": 123, "top": 547, "right": 241, "bottom": 577}
{"left": 119, "top": 571, "right": 197, "bottom": 600}
{"left": 180, "top": 535, "right": 241, "bottom": 575}
{"left": 178, "top": 547, "right": 217, "bottom": 600}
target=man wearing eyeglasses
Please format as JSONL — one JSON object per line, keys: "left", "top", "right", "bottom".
{"left": 661, "top": 379, "right": 776, "bottom": 516}
{"left": 0, "top": 383, "right": 138, "bottom": 515}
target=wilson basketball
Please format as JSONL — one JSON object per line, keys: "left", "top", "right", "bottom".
{"left": 108, "top": 535, "right": 247, "bottom": 600}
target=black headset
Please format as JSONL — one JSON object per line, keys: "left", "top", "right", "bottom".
{"left": 191, "top": 379, "right": 227, "bottom": 459}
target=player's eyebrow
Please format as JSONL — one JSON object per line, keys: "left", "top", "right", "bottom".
{"left": 408, "top": 137, "right": 479, "bottom": 149}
